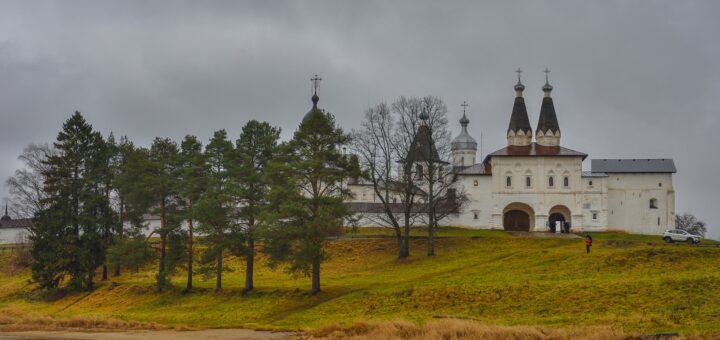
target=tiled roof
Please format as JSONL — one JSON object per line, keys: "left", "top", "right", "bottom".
{"left": 591, "top": 159, "right": 676, "bottom": 173}
{"left": 0, "top": 218, "right": 33, "bottom": 229}
{"left": 483, "top": 143, "right": 587, "bottom": 164}
{"left": 454, "top": 163, "right": 490, "bottom": 175}
{"left": 406, "top": 125, "right": 446, "bottom": 164}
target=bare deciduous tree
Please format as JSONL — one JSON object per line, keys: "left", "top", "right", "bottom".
{"left": 352, "top": 102, "right": 421, "bottom": 258}
{"left": 352, "top": 96, "right": 468, "bottom": 258}
{"left": 675, "top": 213, "right": 707, "bottom": 236}
{"left": 5, "top": 143, "right": 57, "bottom": 219}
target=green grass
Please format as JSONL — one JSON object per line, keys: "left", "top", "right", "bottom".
{"left": 1, "top": 229, "right": 719, "bottom": 337}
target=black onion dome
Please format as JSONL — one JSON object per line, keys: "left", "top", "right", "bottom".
{"left": 536, "top": 96, "right": 560, "bottom": 135}
{"left": 507, "top": 96, "right": 532, "bottom": 135}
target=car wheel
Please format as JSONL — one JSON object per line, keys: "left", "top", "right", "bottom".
{"left": 663, "top": 236, "right": 672, "bottom": 243}
{"left": 687, "top": 238, "right": 694, "bottom": 245}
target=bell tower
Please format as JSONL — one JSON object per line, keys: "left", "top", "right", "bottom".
{"left": 451, "top": 101, "right": 477, "bottom": 167}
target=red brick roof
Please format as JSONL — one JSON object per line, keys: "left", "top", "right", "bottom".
{"left": 483, "top": 143, "right": 587, "bottom": 165}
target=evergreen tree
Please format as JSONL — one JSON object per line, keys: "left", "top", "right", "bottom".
{"left": 147, "top": 138, "right": 182, "bottom": 291}
{"left": 233, "top": 120, "right": 280, "bottom": 293}
{"left": 262, "top": 109, "right": 353, "bottom": 294}
{"left": 32, "top": 112, "right": 113, "bottom": 290}
{"left": 106, "top": 235, "right": 153, "bottom": 273}
{"left": 176, "top": 135, "right": 208, "bottom": 292}
{"left": 109, "top": 136, "right": 136, "bottom": 276}
{"left": 195, "top": 130, "right": 236, "bottom": 292}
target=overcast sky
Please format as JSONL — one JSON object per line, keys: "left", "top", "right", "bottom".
{"left": 1, "top": 1, "right": 719, "bottom": 238}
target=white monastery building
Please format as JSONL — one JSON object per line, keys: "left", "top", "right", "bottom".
{"left": 347, "top": 71, "right": 676, "bottom": 234}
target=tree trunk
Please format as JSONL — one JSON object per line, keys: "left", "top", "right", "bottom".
{"left": 157, "top": 200, "right": 166, "bottom": 292}
{"left": 427, "top": 212, "right": 435, "bottom": 256}
{"left": 244, "top": 236, "right": 254, "bottom": 292}
{"left": 215, "top": 250, "right": 222, "bottom": 292}
{"left": 427, "top": 170, "right": 435, "bottom": 257}
{"left": 114, "top": 200, "right": 124, "bottom": 276}
{"left": 311, "top": 256, "right": 321, "bottom": 294}
{"left": 185, "top": 218, "right": 193, "bottom": 292}
{"left": 395, "top": 232, "right": 404, "bottom": 259}
{"left": 427, "top": 226, "right": 435, "bottom": 256}
{"left": 102, "top": 265, "right": 108, "bottom": 281}
{"left": 400, "top": 215, "right": 411, "bottom": 258}
{"left": 86, "top": 272, "right": 94, "bottom": 291}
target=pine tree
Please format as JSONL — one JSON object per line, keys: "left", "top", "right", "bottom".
{"left": 195, "top": 130, "right": 236, "bottom": 292}
{"left": 147, "top": 138, "right": 181, "bottom": 291}
{"left": 32, "top": 111, "right": 113, "bottom": 290}
{"left": 176, "top": 135, "right": 208, "bottom": 292}
{"left": 233, "top": 120, "right": 280, "bottom": 293}
{"left": 109, "top": 136, "right": 136, "bottom": 276}
{"left": 262, "top": 109, "right": 353, "bottom": 294}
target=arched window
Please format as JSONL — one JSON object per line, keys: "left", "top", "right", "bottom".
{"left": 415, "top": 164, "right": 423, "bottom": 180}
{"left": 473, "top": 179, "right": 479, "bottom": 187}
{"left": 506, "top": 176, "right": 512, "bottom": 188}
{"left": 563, "top": 176, "right": 569, "bottom": 187}
{"left": 526, "top": 176, "right": 531, "bottom": 188}
{"left": 548, "top": 176, "right": 554, "bottom": 187}
{"left": 649, "top": 198, "right": 658, "bottom": 209}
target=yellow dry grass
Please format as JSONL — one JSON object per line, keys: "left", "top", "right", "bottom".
{"left": 0, "top": 309, "right": 167, "bottom": 332}
{"left": 305, "top": 319, "right": 632, "bottom": 340}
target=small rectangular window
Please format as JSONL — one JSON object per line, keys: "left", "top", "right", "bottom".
{"left": 592, "top": 212, "right": 598, "bottom": 220}
{"left": 658, "top": 182, "right": 662, "bottom": 187}
{"left": 589, "top": 180, "right": 593, "bottom": 186}
{"left": 506, "top": 176, "right": 512, "bottom": 188}
{"left": 473, "top": 212, "right": 479, "bottom": 220}
{"left": 526, "top": 176, "right": 531, "bottom": 188}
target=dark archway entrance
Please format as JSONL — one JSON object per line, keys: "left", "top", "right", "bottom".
{"left": 504, "top": 210, "right": 530, "bottom": 231}
{"left": 548, "top": 213, "right": 566, "bottom": 233}
{"left": 548, "top": 205, "right": 572, "bottom": 233}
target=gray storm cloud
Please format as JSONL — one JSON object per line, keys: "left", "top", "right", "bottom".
{"left": 1, "top": 0, "right": 719, "bottom": 238}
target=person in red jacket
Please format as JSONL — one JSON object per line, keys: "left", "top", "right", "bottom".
{"left": 585, "top": 235, "right": 593, "bottom": 253}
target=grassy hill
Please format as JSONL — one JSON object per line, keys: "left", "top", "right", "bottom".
{"left": 1, "top": 229, "right": 719, "bottom": 337}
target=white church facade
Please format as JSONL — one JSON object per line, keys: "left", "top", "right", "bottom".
{"left": 348, "top": 73, "right": 676, "bottom": 235}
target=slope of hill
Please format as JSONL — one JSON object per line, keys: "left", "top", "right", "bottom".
{"left": 0, "top": 229, "right": 718, "bottom": 337}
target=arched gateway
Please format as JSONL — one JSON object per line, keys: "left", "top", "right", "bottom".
{"left": 548, "top": 205, "right": 572, "bottom": 232}
{"left": 502, "top": 203, "right": 535, "bottom": 231}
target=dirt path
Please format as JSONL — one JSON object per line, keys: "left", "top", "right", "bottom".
{"left": 0, "top": 329, "right": 295, "bottom": 340}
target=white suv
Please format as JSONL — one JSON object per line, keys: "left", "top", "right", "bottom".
{"left": 663, "top": 229, "right": 702, "bottom": 244}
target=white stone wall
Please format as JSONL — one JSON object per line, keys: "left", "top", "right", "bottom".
{"left": 346, "top": 157, "right": 675, "bottom": 236}
{"left": 452, "top": 149, "right": 477, "bottom": 167}
{"left": 605, "top": 173, "right": 675, "bottom": 234}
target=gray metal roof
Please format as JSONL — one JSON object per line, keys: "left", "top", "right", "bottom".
{"left": 581, "top": 171, "right": 608, "bottom": 177}
{"left": 591, "top": 159, "right": 676, "bottom": 173}
{"left": 454, "top": 163, "right": 489, "bottom": 175}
